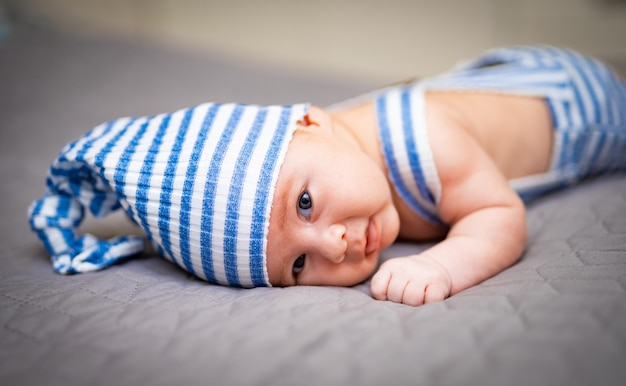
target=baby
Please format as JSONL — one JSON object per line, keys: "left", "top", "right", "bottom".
{"left": 29, "top": 46, "right": 626, "bottom": 306}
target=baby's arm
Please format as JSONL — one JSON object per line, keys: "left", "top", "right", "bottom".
{"left": 371, "top": 107, "right": 527, "bottom": 306}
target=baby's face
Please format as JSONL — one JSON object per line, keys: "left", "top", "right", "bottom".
{"left": 266, "top": 107, "right": 400, "bottom": 287}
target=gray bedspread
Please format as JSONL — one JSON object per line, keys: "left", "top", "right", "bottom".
{"left": 1, "top": 27, "right": 625, "bottom": 386}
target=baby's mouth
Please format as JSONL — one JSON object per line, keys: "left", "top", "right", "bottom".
{"left": 365, "top": 217, "right": 380, "bottom": 255}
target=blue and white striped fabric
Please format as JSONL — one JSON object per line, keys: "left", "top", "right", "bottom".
{"left": 377, "top": 46, "right": 626, "bottom": 226}
{"left": 28, "top": 102, "right": 309, "bottom": 287}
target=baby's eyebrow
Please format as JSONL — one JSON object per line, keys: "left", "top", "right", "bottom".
{"left": 273, "top": 181, "right": 290, "bottom": 233}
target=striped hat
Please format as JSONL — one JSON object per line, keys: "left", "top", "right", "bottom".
{"left": 28, "top": 102, "right": 309, "bottom": 287}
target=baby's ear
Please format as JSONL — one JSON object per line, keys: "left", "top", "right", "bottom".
{"left": 300, "top": 106, "right": 333, "bottom": 132}
{"left": 297, "top": 114, "right": 312, "bottom": 127}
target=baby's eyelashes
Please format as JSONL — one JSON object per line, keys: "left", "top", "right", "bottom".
{"left": 292, "top": 254, "right": 306, "bottom": 279}
{"left": 297, "top": 191, "right": 312, "bottom": 219}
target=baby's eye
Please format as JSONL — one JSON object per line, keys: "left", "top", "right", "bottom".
{"left": 293, "top": 254, "right": 306, "bottom": 277}
{"left": 297, "top": 191, "right": 312, "bottom": 218}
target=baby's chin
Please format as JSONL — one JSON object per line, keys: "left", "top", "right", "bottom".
{"left": 334, "top": 256, "right": 380, "bottom": 287}
{"left": 297, "top": 263, "right": 378, "bottom": 288}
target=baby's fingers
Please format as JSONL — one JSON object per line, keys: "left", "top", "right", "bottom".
{"left": 371, "top": 271, "right": 425, "bottom": 306}
{"left": 370, "top": 269, "right": 391, "bottom": 301}
{"left": 385, "top": 275, "right": 409, "bottom": 304}
{"left": 402, "top": 280, "right": 426, "bottom": 306}
{"left": 424, "top": 282, "right": 449, "bottom": 304}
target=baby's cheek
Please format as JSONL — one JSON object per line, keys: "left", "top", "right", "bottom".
{"left": 264, "top": 252, "right": 286, "bottom": 286}
{"left": 361, "top": 257, "right": 381, "bottom": 284}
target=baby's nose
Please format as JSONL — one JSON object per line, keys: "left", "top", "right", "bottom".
{"left": 320, "top": 223, "right": 347, "bottom": 263}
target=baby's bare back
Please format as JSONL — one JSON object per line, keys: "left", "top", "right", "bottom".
{"left": 426, "top": 91, "right": 554, "bottom": 180}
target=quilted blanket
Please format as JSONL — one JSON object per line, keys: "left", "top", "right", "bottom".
{"left": 1, "top": 27, "right": 625, "bottom": 386}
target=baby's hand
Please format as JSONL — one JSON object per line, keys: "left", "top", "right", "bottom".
{"left": 370, "top": 255, "right": 452, "bottom": 306}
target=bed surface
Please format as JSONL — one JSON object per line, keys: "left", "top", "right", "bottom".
{"left": 1, "top": 27, "right": 625, "bottom": 386}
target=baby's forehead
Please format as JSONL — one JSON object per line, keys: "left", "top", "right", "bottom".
{"left": 291, "top": 126, "right": 316, "bottom": 141}
{"left": 280, "top": 128, "right": 316, "bottom": 163}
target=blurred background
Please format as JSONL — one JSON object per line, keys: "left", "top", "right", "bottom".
{"left": 1, "top": 0, "right": 626, "bottom": 84}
